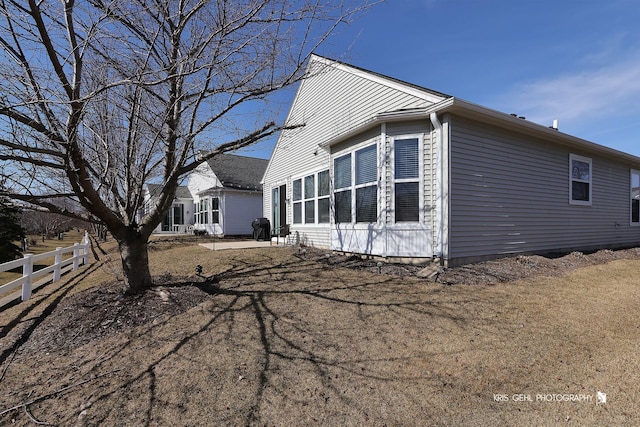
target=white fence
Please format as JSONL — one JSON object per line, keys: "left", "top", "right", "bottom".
{"left": 0, "top": 232, "right": 90, "bottom": 307}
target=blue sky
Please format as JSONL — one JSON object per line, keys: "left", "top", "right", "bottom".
{"left": 240, "top": 0, "right": 640, "bottom": 159}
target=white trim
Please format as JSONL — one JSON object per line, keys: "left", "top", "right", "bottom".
{"left": 291, "top": 169, "right": 331, "bottom": 226}
{"left": 389, "top": 134, "right": 425, "bottom": 224}
{"left": 331, "top": 140, "right": 380, "bottom": 225}
{"left": 569, "top": 153, "right": 592, "bottom": 206}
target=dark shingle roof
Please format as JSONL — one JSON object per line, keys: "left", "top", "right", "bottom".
{"left": 205, "top": 153, "right": 268, "bottom": 191}
{"left": 147, "top": 184, "right": 191, "bottom": 199}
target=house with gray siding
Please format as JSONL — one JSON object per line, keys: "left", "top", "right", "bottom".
{"left": 262, "top": 55, "right": 640, "bottom": 266}
{"left": 145, "top": 153, "right": 268, "bottom": 236}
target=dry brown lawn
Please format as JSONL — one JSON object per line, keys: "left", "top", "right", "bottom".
{"left": 1, "top": 238, "right": 639, "bottom": 426}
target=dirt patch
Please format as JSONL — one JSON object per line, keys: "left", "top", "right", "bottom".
{"left": 20, "top": 276, "right": 214, "bottom": 354}
{"left": 305, "top": 246, "right": 640, "bottom": 285}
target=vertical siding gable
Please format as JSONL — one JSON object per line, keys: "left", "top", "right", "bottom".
{"left": 448, "top": 115, "right": 640, "bottom": 261}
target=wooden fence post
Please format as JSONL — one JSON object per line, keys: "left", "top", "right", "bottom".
{"left": 53, "top": 247, "right": 63, "bottom": 282}
{"left": 21, "top": 254, "right": 33, "bottom": 301}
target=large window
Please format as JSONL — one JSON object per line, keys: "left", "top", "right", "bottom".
{"left": 570, "top": 154, "right": 592, "bottom": 205}
{"left": 333, "top": 144, "right": 378, "bottom": 224}
{"left": 292, "top": 170, "right": 330, "bottom": 224}
{"left": 304, "top": 175, "right": 315, "bottom": 223}
{"left": 195, "top": 197, "right": 219, "bottom": 224}
{"left": 632, "top": 170, "right": 640, "bottom": 225}
{"left": 394, "top": 138, "right": 420, "bottom": 222}
{"left": 196, "top": 199, "right": 208, "bottom": 224}
{"left": 317, "top": 170, "right": 330, "bottom": 223}
{"left": 355, "top": 145, "right": 378, "bottom": 222}
{"left": 211, "top": 197, "right": 220, "bottom": 224}
{"left": 293, "top": 179, "right": 302, "bottom": 223}
{"left": 334, "top": 153, "right": 352, "bottom": 223}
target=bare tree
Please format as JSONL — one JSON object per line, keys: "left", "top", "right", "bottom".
{"left": 0, "top": 0, "right": 372, "bottom": 294}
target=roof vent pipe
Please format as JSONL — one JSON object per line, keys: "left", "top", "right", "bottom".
{"left": 552, "top": 119, "right": 558, "bottom": 130}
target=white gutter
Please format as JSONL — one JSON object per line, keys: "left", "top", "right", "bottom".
{"left": 430, "top": 112, "right": 445, "bottom": 263}
{"left": 320, "top": 97, "right": 640, "bottom": 166}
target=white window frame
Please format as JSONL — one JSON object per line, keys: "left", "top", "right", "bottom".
{"left": 292, "top": 169, "right": 330, "bottom": 225}
{"left": 211, "top": 197, "right": 220, "bottom": 224}
{"left": 317, "top": 170, "right": 331, "bottom": 224}
{"left": 390, "top": 135, "right": 424, "bottom": 223}
{"left": 569, "top": 153, "right": 592, "bottom": 206}
{"left": 292, "top": 178, "right": 302, "bottom": 224}
{"left": 354, "top": 144, "right": 378, "bottom": 223}
{"left": 332, "top": 142, "right": 379, "bottom": 224}
{"left": 632, "top": 169, "right": 640, "bottom": 226}
{"left": 195, "top": 198, "right": 209, "bottom": 224}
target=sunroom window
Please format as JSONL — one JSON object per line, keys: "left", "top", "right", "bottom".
{"left": 211, "top": 197, "right": 220, "bottom": 224}
{"left": 394, "top": 138, "right": 420, "bottom": 222}
{"left": 317, "top": 170, "right": 330, "bottom": 223}
{"left": 333, "top": 144, "right": 379, "bottom": 224}
{"left": 334, "top": 153, "right": 352, "bottom": 223}
{"left": 293, "top": 179, "right": 302, "bottom": 224}
{"left": 292, "top": 169, "right": 330, "bottom": 224}
{"left": 355, "top": 145, "right": 378, "bottom": 223}
{"left": 304, "top": 175, "right": 315, "bottom": 223}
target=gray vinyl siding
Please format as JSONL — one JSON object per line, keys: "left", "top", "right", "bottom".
{"left": 448, "top": 115, "right": 640, "bottom": 263}
{"left": 222, "top": 192, "right": 263, "bottom": 235}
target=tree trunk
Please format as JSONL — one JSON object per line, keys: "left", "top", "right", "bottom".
{"left": 117, "top": 229, "right": 153, "bottom": 295}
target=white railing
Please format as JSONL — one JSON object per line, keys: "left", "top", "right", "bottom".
{"left": 0, "top": 232, "right": 90, "bottom": 307}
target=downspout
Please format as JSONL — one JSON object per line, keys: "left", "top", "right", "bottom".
{"left": 380, "top": 122, "right": 387, "bottom": 258}
{"left": 430, "top": 112, "right": 447, "bottom": 266}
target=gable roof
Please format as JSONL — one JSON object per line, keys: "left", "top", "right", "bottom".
{"left": 312, "top": 55, "right": 451, "bottom": 101}
{"left": 308, "top": 57, "right": 640, "bottom": 166}
{"left": 205, "top": 153, "right": 268, "bottom": 191}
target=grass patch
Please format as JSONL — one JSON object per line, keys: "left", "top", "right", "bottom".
{"left": 0, "top": 243, "right": 639, "bottom": 425}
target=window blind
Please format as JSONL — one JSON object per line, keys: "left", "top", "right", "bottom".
{"left": 356, "top": 145, "right": 377, "bottom": 185}
{"left": 293, "top": 179, "right": 301, "bottom": 201}
{"left": 395, "top": 182, "right": 419, "bottom": 222}
{"left": 334, "top": 154, "right": 351, "bottom": 189}
{"left": 394, "top": 138, "right": 419, "bottom": 179}
{"left": 304, "top": 175, "right": 315, "bottom": 199}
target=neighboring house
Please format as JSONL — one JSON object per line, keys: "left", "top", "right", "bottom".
{"left": 262, "top": 55, "right": 640, "bottom": 266}
{"left": 146, "top": 153, "right": 268, "bottom": 235}
{"left": 187, "top": 153, "right": 267, "bottom": 235}
{"left": 146, "top": 184, "right": 195, "bottom": 234}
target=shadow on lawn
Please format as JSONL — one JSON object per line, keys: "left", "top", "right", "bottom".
{"left": 70, "top": 251, "right": 489, "bottom": 426}
{"left": 2, "top": 249, "right": 498, "bottom": 426}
